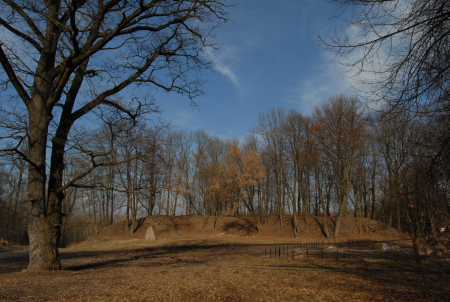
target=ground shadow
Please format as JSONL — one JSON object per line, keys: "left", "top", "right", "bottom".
{"left": 132, "top": 217, "right": 146, "bottom": 233}
{"left": 63, "top": 241, "right": 261, "bottom": 272}
{"left": 222, "top": 218, "right": 258, "bottom": 235}
{"left": 313, "top": 217, "right": 328, "bottom": 238}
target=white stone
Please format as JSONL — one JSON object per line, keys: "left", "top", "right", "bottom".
{"left": 145, "top": 226, "right": 157, "bottom": 240}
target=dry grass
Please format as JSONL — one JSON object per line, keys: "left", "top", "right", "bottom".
{"left": 0, "top": 239, "right": 10, "bottom": 249}
{"left": 1, "top": 237, "right": 449, "bottom": 301}
{"left": 92, "top": 216, "right": 407, "bottom": 244}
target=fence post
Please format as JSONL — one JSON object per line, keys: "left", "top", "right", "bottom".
{"left": 307, "top": 250, "right": 308, "bottom": 260}
{"left": 336, "top": 250, "right": 339, "bottom": 261}
{"left": 270, "top": 248, "right": 272, "bottom": 258}
{"left": 322, "top": 249, "right": 324, "bottom": 261}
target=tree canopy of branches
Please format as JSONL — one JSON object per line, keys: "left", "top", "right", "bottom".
{"left": 325, "top": 0, "right": 450, "bottom": 116}
{"left": 0, "top": 0, "right": 227, "bottom": 271}
{"left": 325, "top": 0, "right": 450, "bottom": 170}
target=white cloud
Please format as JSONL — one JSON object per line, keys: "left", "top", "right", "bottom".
{"left": 168, "top": 109, "right": 200, "bottom": 130}
{"left": 205, "top": 46, "right": 241, "bottom": 91}
{"left": 214, "top": 59, "right": 240, "bottom": 88}
{"left": 291, "top": 59, "right": 355, "bottom": 115}
{"left": 293, "top": 12, "right": 404, "bottom": 115}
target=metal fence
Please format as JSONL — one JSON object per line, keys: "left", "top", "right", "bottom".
{"left": 264, "top": 239, "right": 410, "bottom": 261}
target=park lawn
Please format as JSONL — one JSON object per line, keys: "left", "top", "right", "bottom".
{"left": 0, "top": 238, "right": 449, "bottom": 301}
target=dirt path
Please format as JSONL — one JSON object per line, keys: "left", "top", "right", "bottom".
{"left": 0, "top": 248, "right": 29, "bottom": 260}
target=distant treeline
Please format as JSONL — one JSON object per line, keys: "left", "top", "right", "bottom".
{"left": 1, "top": 95, "right": 448, "bottom": 246}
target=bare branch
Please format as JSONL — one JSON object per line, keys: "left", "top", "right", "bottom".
{"left": 0, "top": 44, "right": 31, "bottom": 106}
{"left": 0, "top": 17, "right": 42, "bottom": 52}
{"left": 3, "top": 0, "right": 45, "bottom": 43}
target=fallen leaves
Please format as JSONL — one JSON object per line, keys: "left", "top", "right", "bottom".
{"left": 0, "top": 239, "right": 449, "bottom": 301}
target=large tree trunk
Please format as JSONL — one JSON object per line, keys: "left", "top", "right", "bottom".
{"left": 27, "top": 214, "right": 61, "bottom": 271}
{"left": 27, "top": 101, "right": 62, "bottom": 271}
{"left": 27, "top": 58, "right": 84, "bottom": 270}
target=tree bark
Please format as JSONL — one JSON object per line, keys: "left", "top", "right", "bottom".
{"left": 27, "top": 102, "right": 62, "bottom": 271}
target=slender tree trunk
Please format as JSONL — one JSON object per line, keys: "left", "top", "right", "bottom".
{"left": 276, "top": 172, "right": 283, "bottom": 226}
{"left": 9, "top": 162, "right": 24, "bottom": 242}
{"left": 363, "top": 185, "right": 368, "bottom": 219}
{"left": 354, "top": 188, "right": 360, "bottom": 218}
{"left": 291, "top": 167, "right": 299, "bottom": 234}
{"left": 125, "top": 159, "right": 132, "bottom": 230}
{"left": 334, "top": 192, "right": 349, "bottom": 239}
{"left": 81, "top": 193, "right": 88, "bottom": 238}
{"left": 301, "top": 186, "right": 308, "bottom": 230}
{"left": 333, "top": 199, "right": 345, "bottom": 239}
{"left": 264, "top": 179, "right": 269, "bottom": 216}
{"left": 396, "top": 199, "right": 402, "bottom": 232}
{"left": 173, "top": 194, "right": 179, "bottom": 216}
{"left": 130, "top": 192, "right": 137, "bottom": 235}
{"left": 315, "top": 169, "right": 330, "bottom": 239}
{"left": 92, "top": 192, "right": 98, "bottom": 236}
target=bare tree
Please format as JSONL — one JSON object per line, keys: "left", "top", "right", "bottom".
{"left": 312, "top": 95, "right": 366, "bottom": 238}
{"left": 257, "top": 108, "right": 288, "bottom": 226}
{"left": 282, "top": 110, "right": 314, "bottom": 235}
{"left": 0, "top": 155, "right": 28, "bottom": 244}
{"left": 310, "top": 122, "right": 333, "bottom": 239}
{"left": 171, "top": 130, "right": 192, "bottom": 216}
{"left": 186, "top": 129, "right": 209, "bottom": 215}
{"left": 0, "top": 0, "right": 228, "bottom": 271}
{"left": 201, "top": 135, "right": 226, "bottom": 217}
{"left": 115, "top": 124, "right": 148, "bottom": 234}
{"left": 325, "top": 0, "right": 450, "bottom": 115}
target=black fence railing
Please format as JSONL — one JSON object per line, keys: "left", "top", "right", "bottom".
{"left": 264, "top": 240, "right": 410, "bottom": 261}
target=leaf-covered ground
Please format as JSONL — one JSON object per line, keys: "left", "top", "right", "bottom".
{"left": 1, "top": 238, "right": 449, "bottom": 301}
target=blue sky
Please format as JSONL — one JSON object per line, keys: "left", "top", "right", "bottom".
{"left": 156, "top": 1, "right": 356, "bottom": 140}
